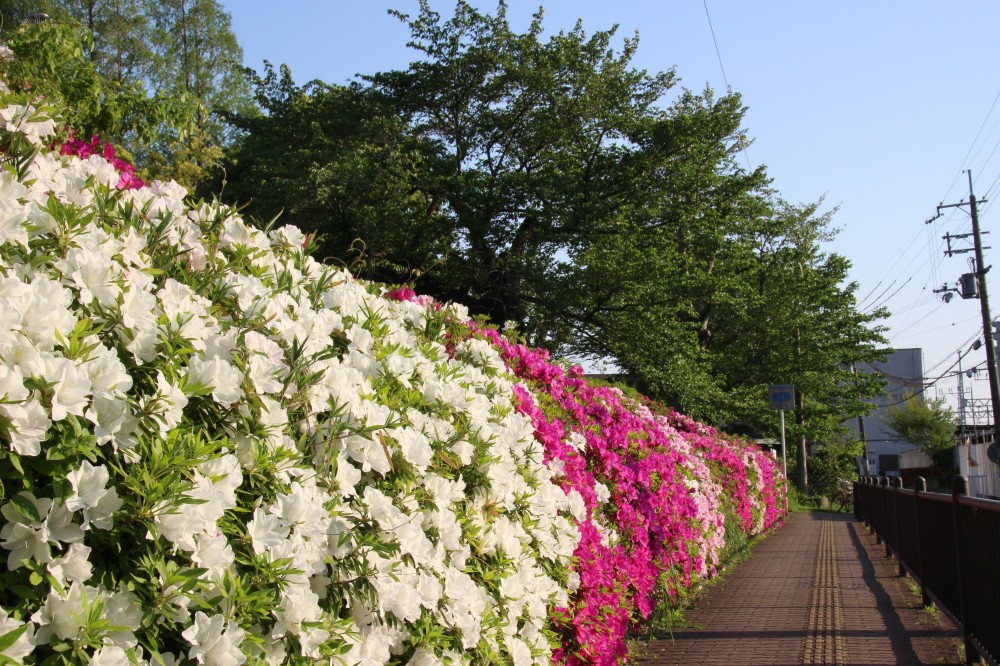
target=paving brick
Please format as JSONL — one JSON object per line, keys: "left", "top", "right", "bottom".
{"left": 630, "top": 512, "right": 963, "bottom": 665}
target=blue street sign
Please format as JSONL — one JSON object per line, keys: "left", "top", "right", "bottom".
{"left": 768, "top": 384, "right": 796, "bottom": 411}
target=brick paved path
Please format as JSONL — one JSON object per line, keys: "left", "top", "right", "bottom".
{"left": 632, "top": 512, "right": 963, "bottom": 665}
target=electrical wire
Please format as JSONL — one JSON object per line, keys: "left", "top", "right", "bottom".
{"left": 889, "top": 314, "right": 982, "bottom": 342}
{"left": 701, "top": 0, "right": 751, "bottom": 171}
{"left": 878, "top": 349, "right": 973, "bottom": 407}
{"left": 864, "top": 277, "right": 913, "bottom": 314}
{"left": 885, "top": 302, "right": 947, "bottom": 337}
{"left": 944, "top": 86, "right": 1000, "bottom": 205}
{"left": 923, "top": 329, "right": 982, "bottom": 374}
{"left": 883, "top": 294, "right": 941, "bottom": 318}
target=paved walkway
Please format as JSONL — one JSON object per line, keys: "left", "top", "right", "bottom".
{"left": 633, "top": 512, "right": 963, "bottom": 665}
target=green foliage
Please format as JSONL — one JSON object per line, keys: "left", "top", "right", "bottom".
{"left": 785, "top": 486, "right": 820, "bottom": 512}
{"left": 884, "top": 391, "right": 957, "bottom": 457}
{"left": 142, "top": 0, "right": 253, "bottom": 186}
{"left": 0, "top": 0, "right": 251, "bottom": 188}
{"left": 1, "top": 17, "right": 168, "bottom": 146}
{"left": 214, "top": 62, "right": 442, "bottom": 273}
{"left": 808, "top": 438, "right": 862, "bottom": 498}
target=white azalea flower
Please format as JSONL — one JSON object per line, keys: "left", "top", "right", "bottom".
{"left": 41, "top": 354, "right": 92, "bottom": 422}
{"left": 82, "top": 342, "right": 133, "bottom": 398}
{"left": 248, "top": 508, "right": 289, "bottom": 555}
{"left": 343, "top": 432, "right": 392, "bottom": 475}
{"left": 333, "top": 452, "right": 361, "bottom": 498}
{"left": 1, "top": 394, "right": 50, "bottom": 456}
{"left": 86, "top": 395, "right": 137, "bottom": 449}
{"left": 244, "top": 332, "right": 286, "bottom": 394}
{"left": 376, "top": 576, "right": 423, "bottom": 623}
{"left": 181, "top": 611, "right": 247, "bottom": 666}
{"left": 154, "top": 471, "right": 224, "bottom": 552}
{"left": 394, "top": 427, "right": 433, "bottom": 472}
{"left": 0, "top": 103, "right": 58, "bottom": 144}
{"left": 0, "top": 607, "right": 34, "bottom": 662}
{"left": 0, "top": 493, "right": 84, "bottom": 568}
{"left": 32, "top": 582, "right": 140, "bottom": 648}
{"left": 271, "top": 584, "right": 327, "bottom": 649}
{"left": 187, "top": 355, "right": 243, "bottom": 404}
{"left": 88, "top": 645, "right": 131, "bottom": 666}
{"left": 65, "top": 461, "right": 123, "bottom": 530}
{"left": 341, "top": 625, "right": 392, "bottom": 666}
{"left": 192, "top": 532, "right": 234, "bottom": 581}
{"left": 0, "top": 175, "right": 29, "bottom": 248}
{"left": 143, "top": 372, "right": 188, "bottom": 436}
{"left": 47, "top": 542, "right": 93, "bottom": 586}
{"left": 120, "top": 277, "right": 160, "bottom": 362}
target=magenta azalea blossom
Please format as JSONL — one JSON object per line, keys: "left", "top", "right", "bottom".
{"left": 57, "top": 130, "right": 146, "bottom": 190}
{"left": 467, "top": 324, "right": 785, "bottom": 664}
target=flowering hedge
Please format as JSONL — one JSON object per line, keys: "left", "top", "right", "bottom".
{"left": 0, "top": 80, "right": 782, "bottom": 666}
{"left": 463, "top": 328, "right": 784, "bottom": 664}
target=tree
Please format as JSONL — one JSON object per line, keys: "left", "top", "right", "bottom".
{"left": 365, "top": 1, "right": 689, "bottom": 333}
{"left": 809, "top": 437, "right": 864, "bottom": 498}
{"left": 140, "top": 0, "right": 251, "bottom": 186}
{"left": 706, "top": 200, "right": 889, "bottom": 490}
{"left": 884, "top": 392, "right": 957, "bottom": 458}
{"left": 41, "top": 0, "right": 154, "bottom": 85}
{"left": 1, "top": 0, "right": 252, "bottom": 186}
{"left": 564, "top": 87, "right": 774, "bottom": 418}
{"left": 0, "top": 0, "right": 251, "bottom": 188}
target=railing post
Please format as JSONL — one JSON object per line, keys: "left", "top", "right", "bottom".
{"left": 853, "top": 478, "right": 861, "bottom": 521}
{"left": 891, "top": 476, "right": 905, "bottom": 575}
{"left": 864, "top": 476, "right": 874, "bottom": 530}
{"left": 885, "top": 477, "right": 895, "bottom": 557}
{"left": 874, "top": 477, "right": 883, "bottom": 544}
{"left": 951, "top": 475, "right": 976, "bottom": 665}
{"left": 912, "top": 477, "right": 932, "bottom": 608}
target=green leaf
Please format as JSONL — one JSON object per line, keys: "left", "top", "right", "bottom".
{"left": 0, "top": 623, "right": 30, "bottom": 654}
{"left": 10, "top": 493, "right": 40, "bottom": 523}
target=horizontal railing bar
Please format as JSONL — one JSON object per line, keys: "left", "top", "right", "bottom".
{"left": 955, "top": 495, "right": 1000, "bottom": 511}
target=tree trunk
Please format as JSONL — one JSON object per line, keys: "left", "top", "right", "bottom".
{"left": 795, "top": 387, "right": 808, "bottom": 492}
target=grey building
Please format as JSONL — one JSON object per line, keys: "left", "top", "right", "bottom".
{"left": 846, "top": 348, "right": 925, "bottom": 476}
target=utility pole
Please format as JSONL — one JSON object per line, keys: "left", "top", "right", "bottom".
{"left": 937, "top": 171, "right": 1000, "bottom": 444}
{"left": 958, "top": 351, "right": 966, "bottom": 445}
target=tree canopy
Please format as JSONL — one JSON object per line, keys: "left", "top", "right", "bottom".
{"left": 884, "top": 392, "right": 958, "bottom": 458}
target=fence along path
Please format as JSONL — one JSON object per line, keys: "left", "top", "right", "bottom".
{"left": 633, "top": 512, "right": 963, "bottom": 666}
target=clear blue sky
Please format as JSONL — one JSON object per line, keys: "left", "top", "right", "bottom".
{"left": 220, "top": 1, "right": 1000, "bottom": 415}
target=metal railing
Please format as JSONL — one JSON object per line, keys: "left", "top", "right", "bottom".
{"left": 855, "top": 475, "right": 1000, "bottom": 666}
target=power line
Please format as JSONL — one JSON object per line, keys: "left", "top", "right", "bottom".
{"left": 885, "top": 301, "right": 946, "bottom": 340}
{"left": 924, "top": 329, "right": 982, "bottom": 374}
{"left": 942, "top": 86, "right": 1000, "bottom": 205}
{"left": 879, "top": 347, "right": 976, "bottom": 408}
{"left": 889, "top": 314, "right": 982, "bottom": 342}
{"left": 701, "top": 0, "right": 751, "bottom": 171}
{"left": 864, "top": 277, "right": 913, "bottom": 314}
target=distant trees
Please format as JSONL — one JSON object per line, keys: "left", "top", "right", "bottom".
{"left": 0, "top": 0, "right": 251, "bottom": 186}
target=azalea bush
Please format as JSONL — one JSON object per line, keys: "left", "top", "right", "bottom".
{"left": 0, "top": 74, "right": 783, "bottom": 666}
{"left": 462, "top": 328, "right": 783, "bottom": 664}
